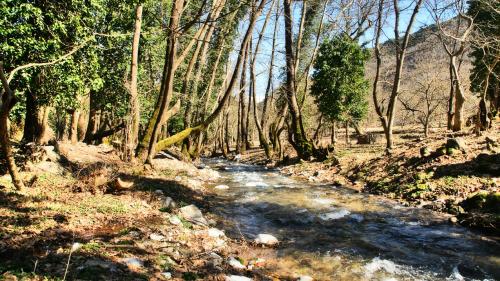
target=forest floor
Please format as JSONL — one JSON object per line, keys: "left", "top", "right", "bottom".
{"left": 0, "top": 143, "right": 289, "bottom": 281}
{"left": 248, "top": 125, "right": 499, "bottom": 234}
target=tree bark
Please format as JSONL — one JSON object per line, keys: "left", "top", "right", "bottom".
{"left": 283, "top": 0, "right": 317, "bottom": 160}
{"left": 126, "top": 3, "right": 143, "bottom": 160}
{"left": 0, "top": 62, "right": 24, "bottom": 190}
{"left": 70, "top": 109, "right": 80, "bottom": 144}
{"left": 153, "top": 0, "right": 267, "bottom": 153}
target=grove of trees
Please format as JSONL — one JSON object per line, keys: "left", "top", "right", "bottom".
{"left": 1, "top": 0, "right": 499, "bottom": 188}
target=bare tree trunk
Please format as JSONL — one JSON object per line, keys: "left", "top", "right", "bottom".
{"left": 77, "top": 111, "right": 87, "bottom": 141}
{"left": 331, "top": 122, "right": 337, "bottom": 145}
{"left": 345, "top": 121, "right": 350, "bottom": 145}
{"left": 239, "top": 43, "right": 249, "bottom": 154}
{"left": 373, "top": 0, "right": 423, "bottom": 153}
{"left": 152, "top": 0, "right": 267, "bottom": 153}
{"left": 70, "top": 109, "right": 80, "bottom": 144}
{"left": 126, "top": 3, "right": 143, "bottom": 160}
{"left": 451, "top": 57, "right": 466, "bottom": 131}
{"left": 283, "top": 0, "right": 319, "bottom": 160}
{"left": 447, "top": 61, "right": 455, "bottom": 130}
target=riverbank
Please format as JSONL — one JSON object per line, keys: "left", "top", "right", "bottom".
{"left": 0, "top": 143, "right": 289, "bottom": 280}
{"left": 262, "top": 131, "right": 499, "bottom": 234}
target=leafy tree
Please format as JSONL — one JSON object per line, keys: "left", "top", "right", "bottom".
{"left": 468, "top": 0, "right": 500, "bottom": 120}
{"left": 311, "top": 34, "right": 369, "bottom": 125}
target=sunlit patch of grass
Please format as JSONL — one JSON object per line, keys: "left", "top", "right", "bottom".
{"left": 81, "top": 241, "right": 102, "bottom": 253}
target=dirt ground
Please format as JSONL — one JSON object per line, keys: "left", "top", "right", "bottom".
{"left": 0, "top": 143, "right": 291, "bottom": 281}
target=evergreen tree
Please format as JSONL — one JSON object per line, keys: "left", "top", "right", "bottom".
{"left": 468, "top": 0, "right": 500, "bottom": 117}
{"left": 311, "top": 34, "right": 369, "bottom": 124}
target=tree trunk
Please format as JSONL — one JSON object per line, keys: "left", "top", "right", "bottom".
{"left": 152, "top": 0, "right": 267, "bottom": 153}
{"left": 447, "top": 60, "right": 455, "bottom": 130}
{"left": 70, "top": 109, "right": 80, "bottom": 144}
{"left": 126, "top": 3, "right": 143, "bottom": 160}
{"left": 0, "top": 63, "right": 24, "bottom": 189}
{"left": 451, "top": 57, "right": 465, "bottom": 131}
{"left": 23, "top": 81, "right": 46, "bottom": 144}
{"left": 331, "top": 122, "right": 337, "bottom": 145}
{"left": 145, "top": 0, "right": 185, "bottom": 163}
{"left": 239, "top": 43, "right": 249, "bottom": 154}
{"left": 77, "top": 107, "right": 88, "bottom": 141}
{"left": 345, "top": 121, "right": 350, "bottom": 145}
{"left": 283, "top": 0, "right": 316, "bottom": 160}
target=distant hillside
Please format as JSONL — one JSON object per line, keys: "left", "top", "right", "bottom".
{"left": 364, "top": 17, "right": 476, "bottom": 128}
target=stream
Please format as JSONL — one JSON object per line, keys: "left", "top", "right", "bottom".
{"left": 204, "top": 158, "right": 500, "bottom": 281}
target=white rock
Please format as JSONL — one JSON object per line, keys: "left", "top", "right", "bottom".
{"left": 162, "top": 272, "right": 172, "bottom": 279}
{"left": 318, "top": 209, "right": 350, "bottom": 221}
{"left": 349, "top": 214, "right": 364, "bottom": 222}
{"left": 169, "top": 215, "right": 182, "bottom": 225}
{"left": 245, "top": 182, "right": 269, "bottom": 188}
{"left": 149, "top": 233, "right": 165, "bottom": 241}
{"left": 254, "top": 234, "right": 279, "bottom": 246}
{"left": 225, "top": 275, "right": 252, "bottom": 281}
{"left": 122, "top": 257, "right": 143, "bottom": 268}
{"left": 228, "top": 257, "right": 246, "bottom": 269}
{"left": 179, "top": 205, "right": 208, "bottom": 226}
{"left": 297, "top": 276, "right": 313, "bottom": 281}
{"left": 207, "top": 228, "right": 225, "bottom": 238}
{"left": 208, "top": 252, "right": 223, "bottom": 266}
{"left": 162, "top": 196, "right": 177, "bottom": 210}
{"left": 215, "top": 184, "right": 229, "bottom": 190}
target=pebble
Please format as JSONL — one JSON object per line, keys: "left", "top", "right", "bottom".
{"left": 215, "top": 184, "right": 230, "bottom": 190}
{"left": 225, "top": 275, "right": 252, "bottom": 281}
{"left": 149, "top": 233, "right": 165, "bottom": 241}
{"left": 228, "top": 257, "right": 246, "bottom": 269}
{"left": 122, "top": 257, "right": 143, "bottom": 268}
{"left": 169, "top": 215, "right": 181, "bottom": 225}
{"left": 207, "top": 228, "right": 225, "bottom": 238}
{"left": 298, "top": 276, "right": 313, "bottom": 281}
{"left": 162, "top": 272, "right": 172, "bottom": 279}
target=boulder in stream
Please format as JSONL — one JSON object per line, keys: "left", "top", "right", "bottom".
{"left": 254, "top": 234, "right": 279, "bottom": 246}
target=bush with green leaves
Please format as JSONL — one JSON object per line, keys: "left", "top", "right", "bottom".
{"left": 311, "top": 34, "right": 369, "bottom": 123}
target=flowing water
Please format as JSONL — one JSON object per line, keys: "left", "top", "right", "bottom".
{"left": 204, "top": 158, "right": 500, "bottom": 281}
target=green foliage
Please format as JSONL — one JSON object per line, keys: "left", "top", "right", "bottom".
{"left": 311, "top": 34, "right": 369, "bottom": 123}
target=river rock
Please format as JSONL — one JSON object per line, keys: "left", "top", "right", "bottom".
{"left": 215, "top": 184, "right": 229, "bottom": 190}
{"left": 207, "top": 252, "right": 223, "bottom": 266}
{"left": 207, "top": 228, "right": 225, "bottom": 238}
{"left": 162, "top": 196, "right": 177, "bottom": 210}
{"left": 149, "top": 233, "right": 165, "bottom": 241}
{"left": 318, "top": 209, "right": 350, "bottom": 220}
{"left": 179, "top": 205, "right": 208, "bottom": 226}
{"left": 122, "top": 257, "right": 143, "bottom": 269}
{"left": 225, "top": 275, "right": 252, "bottom": 281}
{"left": 228, "top": 257, "right": 246, "bottom": 269}
{"left": 446, "top": 137, "right": 467, "bottom": 152}
{"left": 169, "top": 215, "right": 181, "bottom": 225}
{"left": 254, "top": 234, "right": 279, "bottom": 246}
